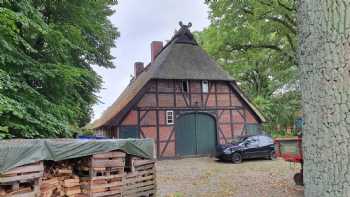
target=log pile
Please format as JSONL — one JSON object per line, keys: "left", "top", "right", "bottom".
{"left": 40, "top": 177, "right": 60, "bottom": 197}
{"left": 0, "top": 162, "right": 43, "bottom": 197}
{"left": 61, "top": 177, "right": 81, "bottom": 197}
{"left": 0, "top": 151, "right": 156, "bottom": 197}
{"left": 40, "top": 161, "right": 83, "bottom": 197}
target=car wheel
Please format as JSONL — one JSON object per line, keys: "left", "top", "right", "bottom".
{"left": 294, "top": 172, "right": 304, "bottom": 186}
{"left": 269, "top": 150, "right": 277, "bottom": 160}
{"left": 231, "top": 153, "right": 242, "bottom": 164}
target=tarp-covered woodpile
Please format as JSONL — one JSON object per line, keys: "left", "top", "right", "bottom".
{"left": 0, "top": 139, "right": 156, "bottom": 197}
{"left": 0, "top": 139, "right": 154, "bottom": 173}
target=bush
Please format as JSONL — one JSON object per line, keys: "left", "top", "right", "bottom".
{"left": 268, "top": 129, "right": 299, "bottom": 138}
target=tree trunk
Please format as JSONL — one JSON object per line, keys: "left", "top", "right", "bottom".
{"left": 298, "top": 1, "right": 350, "bottom": 196}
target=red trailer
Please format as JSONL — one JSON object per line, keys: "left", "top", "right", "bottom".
{"left": 274, "top": 136, "right": 303, "bottom": 186}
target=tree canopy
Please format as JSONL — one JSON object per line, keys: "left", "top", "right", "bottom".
{"left": 0, "top": 0, "right": 118, "bottom": 138}
{"left": 197, "top": 0, "right": 300, "bottom": 132}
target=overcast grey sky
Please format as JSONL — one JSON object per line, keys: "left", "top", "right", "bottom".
{"left": 92, "top": 0, "right": 210, "bottom": 120}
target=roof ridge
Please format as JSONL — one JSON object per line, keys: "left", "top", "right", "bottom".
{"left": 153, "top": 22, "right": 197, "bottom": 61}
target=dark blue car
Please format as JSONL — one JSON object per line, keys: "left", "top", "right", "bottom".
{"left": 216, "top": 135, "right": 276, "bottom": 164}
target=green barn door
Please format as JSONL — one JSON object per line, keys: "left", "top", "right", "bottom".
{"left": 196, "top": 114, "right": 216, "bottom": 155}
{"left": 175, "top": 114, "right": 196, "bottom": 155}
{"left": 175, "top": 113, "right": 216, "bottom": 156}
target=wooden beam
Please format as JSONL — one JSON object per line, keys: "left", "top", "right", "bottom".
{"left": 105, "top": 81, "right": 152, "bottom": 126}
{"left": 214, "top": 82, "right": 218, "bottom": 107}
{"left": 200, "top": 81, "right": 204, "bottom": 107}
{"left": 139, "top": 128, "right": 146, "bottom": 138}
{"left": 156, "top": 80, "right": 160, "bottom": 158}
{"left": 229, "top": 82, "right": 265, "bottom": 123}
{"left": 137, "top": 106, "right": 245, "bottom": 111}
{"left": 217, "top": 125, "right": 227, "bottom": 144}
{"left": 181, "top": 91, "right": 190, "bottom": 107}
{"left": 139, "top": 110, "right": 149, "bottom": 123}
{"left": 217, "top": 109, "right": 225, "bottom": 123}
{"left": 205, "top": 82, "right": 214, "bottom": 107}
{"left": 137, "top": 110, "right": 141, "bottom": 138}
{"left": 243, "top": 109, "right": 247, "bottom": 135}
{"left": 215, "top": 110, "right": 220, "bottom": 145}
{"left": 189, "top": 81, "right": 192, "bottom": 106}
{"left": 160, "top": 127, "right": 176, "bottom": 157}
{"left": 159, "top": 139, "right": 175, "bottom": 143}
{"left": 237, "top": 109, "right": 245, "bottom": 120}
{"left": 173, "top": 80, "right": 176, "bottom": 108}
{"left": 229, "top": 84, "right": 234, "bottom": 138}
{"left": 156, "top": 80, "right": 159, "bottom": 108}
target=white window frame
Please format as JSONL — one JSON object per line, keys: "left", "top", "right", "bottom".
{"left": 202, "top": 80, "right": 209, "bottom": 93}
{"left": 166, "top": 110, "right": 174, "bottom": 125}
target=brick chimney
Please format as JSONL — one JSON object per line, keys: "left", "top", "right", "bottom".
{"left": 134, "top": 62, "right": 144, "bottom": 77}
{"left": 151, "top": 41, "right": 163, "bottom": 63}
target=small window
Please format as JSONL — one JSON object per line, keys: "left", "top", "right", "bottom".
{"left": 202, "top": 80, "right": 209, "bottom": 93}
{"left": 166, "top": 110, "right": 174, "bottom": 125}
{"left": 181, "top": 80, "right": 189, "bottom": 92}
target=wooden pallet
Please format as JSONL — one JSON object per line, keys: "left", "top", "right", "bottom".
{"left": 123, "top": 160, "right": 156, "bottom": 197}
{"left": 79, "top": 151, "right": 126, "bottom": 197}
{"left": 91, "top": 152, "right": 125, "bottom": 169}
{"left": 0, "top": 162, "right": 43, "bottom": 197}
{"left": 0, "top": 162, "right": 43, "bottom": 183}
{"left": 1, "top": 186, "right": 38, "bottom": 197}
{"left": 77, "top": 151, "right": 125, "bottom": 177}
{"left": 80, "top": 170, "right": 124, "bottom": 197}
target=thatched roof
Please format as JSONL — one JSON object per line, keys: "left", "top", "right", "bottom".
{"left": 151, "top": 42, "right": 233, "bottom": 80}
{"left": 90, "top": 23, "right": 265, "bottom": 129}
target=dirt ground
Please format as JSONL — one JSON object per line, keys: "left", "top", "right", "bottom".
{"left": 156, "top": 157, "right": 304, "bottom": 197}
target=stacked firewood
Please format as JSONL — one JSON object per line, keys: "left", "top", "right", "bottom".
{"left": 40, "top": 161, "right": 83, "bottom": 197}
{"left": 123, "top": 156, "right": 156, "bottom": 197}
{"left": 79, "top": 151, "right": 126, "bottom": 197}
{"left": 40, "top": 177, "right": 59, "bottom": 197}
{"left": 61, "top": 176, "right": 81, "bottom": 197}
{"left": 0, "top": 162, "right": 43, "bottom": 197}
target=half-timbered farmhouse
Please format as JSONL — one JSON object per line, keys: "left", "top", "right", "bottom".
{"left": 91, "top": 22, "right": 265, "bottom": 158}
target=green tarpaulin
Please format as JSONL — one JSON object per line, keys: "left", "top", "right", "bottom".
{"left": 0, "top": 138, "right": 155, "bottom": 173}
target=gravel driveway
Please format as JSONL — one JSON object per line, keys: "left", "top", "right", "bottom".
{"left": 156, "top": 157, "right": 304, "bottom": 197}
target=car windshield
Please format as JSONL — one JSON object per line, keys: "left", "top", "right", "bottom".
{"left": 230, "top": 136, "right": 249, "bottom": 144}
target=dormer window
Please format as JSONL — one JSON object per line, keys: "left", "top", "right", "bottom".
{"left": 181, "top": 80, "right": 189, "bottom": 93}
{"left": 202, "top": 80, "right": 209, "bottom": 93}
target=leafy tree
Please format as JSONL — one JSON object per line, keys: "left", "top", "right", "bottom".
{"left": 197, "top": 0, "right": 300, "bottom": 132}
{"left": 0, "top": 0, "right": 118, "bottom": 138}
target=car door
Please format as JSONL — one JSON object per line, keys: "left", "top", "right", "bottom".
{"left": 242, "top": 136, "right": 260, "bottom": 158}
{"left": 258, "top": 136, "right": 274, "bottom": 157}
